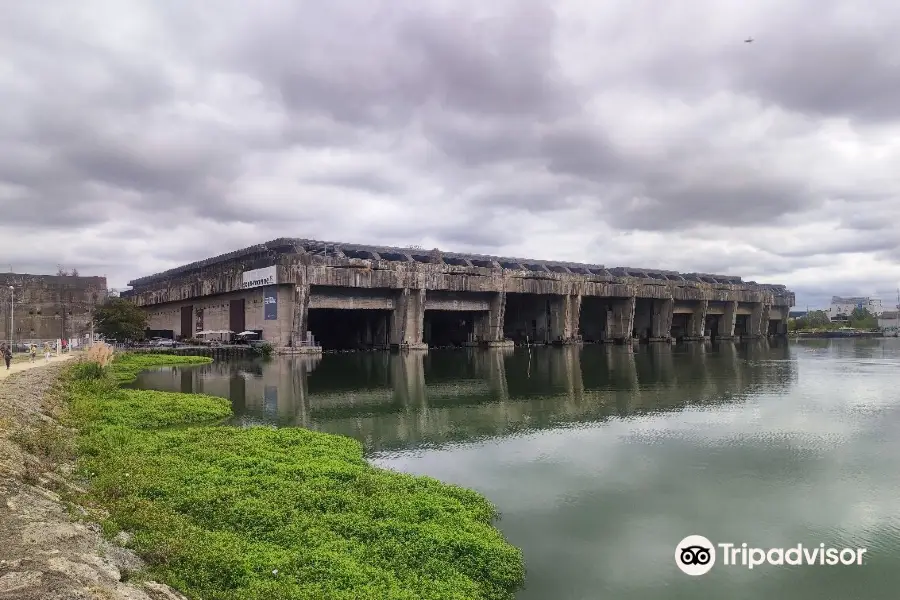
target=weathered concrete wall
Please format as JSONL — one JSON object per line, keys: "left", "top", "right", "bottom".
{"left": 308, "top": 287, "right": 395, "bottom": 310}
{"left": 0, "top": 273, "right": 107, "bottom": 342}
{"left": 144, "top": 285, "right": 295, "bottom": 346}
{"left": 126, "top": 252, "right": 795, "bottom": 309}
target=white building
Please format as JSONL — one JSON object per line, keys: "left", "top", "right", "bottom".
{"left": 827, "top": 296, "right": 885, "bottom": 320}
{"left": 878, "top": 311, "right": 900, "bottom": 334}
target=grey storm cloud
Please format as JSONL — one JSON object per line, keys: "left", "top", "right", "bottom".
{"left": 2, "top": 0, "right": 900, "bottom": 307}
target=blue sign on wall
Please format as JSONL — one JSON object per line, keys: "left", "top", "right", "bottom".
{"left": 263, "top": 286, "right": 277, "bottom": 320}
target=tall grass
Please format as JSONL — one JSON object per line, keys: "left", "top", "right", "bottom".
{"left": 65, "top": 352, "right": 525, "bottom": 600}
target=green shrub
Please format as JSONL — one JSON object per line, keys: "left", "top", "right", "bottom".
{"left": 64, "top": 353, "right": 525, "bottom": 600}
{"left": 71, "top": 360, "right": 105, "bottom": 380}
{"left": 252, "top": 342, "right": 274, "bottom": 358}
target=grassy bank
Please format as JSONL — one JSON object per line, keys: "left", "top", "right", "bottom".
{"left": 65, "top": 351, "right": 525, "bottom": 600}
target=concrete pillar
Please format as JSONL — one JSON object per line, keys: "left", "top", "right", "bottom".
{"left": 632, "top": 300, "right": 653, "bottom": 341}
{"left": 748, "top": 303, "right": 771, "bottom": 338}
{"left": 290, "top": 283, "right": 310, "bottom": 347}
{"left": 391, "top": 288, "right": 427, "bottom": 350}
{"left": 650, "top": 298, "right": 674, "bottom": 341}
{"left": 608, "top": 296, "right": 636, "bottom": 343}
{"left": 718, "top": 301, "right": 738, "bottom": 340}
{"left": 760, "top": 304, "right": 772, "bottom": 336}
{"left": 475, "top": 291, "right": 511, "bottom": 346}
{"left": 684, "top": 300, "right": 708, "bottom": 341}
{"left": 550, "top": 294, "right": 582, "bottom": 344}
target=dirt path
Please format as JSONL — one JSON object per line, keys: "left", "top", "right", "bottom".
{"left": 0, "top": 362, "right": 187, "bottom": 599}
{"left": 0, "top": 353, "right": 76, "bottom": 380}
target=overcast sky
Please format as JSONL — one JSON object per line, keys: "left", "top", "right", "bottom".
{"left": 3, "top": 1, "right": 899, "bottom": 309}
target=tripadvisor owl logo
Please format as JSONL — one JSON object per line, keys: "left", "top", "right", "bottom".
{"left": 675, "top": 535, "right": 716, "bottom": 576}
{"left": 675, "top": 534, "right": 868, "bottom": 575}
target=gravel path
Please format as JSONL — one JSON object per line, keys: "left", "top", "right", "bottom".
{"left": 0, "top": 353, "right": 75, "bottom": 380}
{"left": 0, "top": 362, "right": 187, "bottom": 599}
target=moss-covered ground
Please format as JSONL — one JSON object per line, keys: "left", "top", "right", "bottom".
{"left": 65, "top": 352, "right": 525, "bottom": 600}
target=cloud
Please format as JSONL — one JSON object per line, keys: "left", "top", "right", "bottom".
{"left": 2, "top": 0, "right": 900, "bottom": 307}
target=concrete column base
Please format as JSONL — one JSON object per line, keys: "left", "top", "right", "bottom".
{"left": 716, "top": 336, "right": 738, "bottom": 341}
{"left": 390, "top": 342, "right": 429, "bottom": 352}
{"left": 680, "top": 336, "right": 709, "bottom": 342}
{"left": 480, "top": 339, "right": 515, "bottom": 348}
{"left": 551, "top": 338, "right": 582, "bottom": 346}
{"left": 277, "top": 345, "right": 323, "bottom": 355}
{"left": 613, "top": 337, "right": 634, "bottom": 345}
{"left": 648, "top": 336, "right": 674, "bottom": 343}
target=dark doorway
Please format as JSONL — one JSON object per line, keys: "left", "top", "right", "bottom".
{"left": 229, "top": 299, "right": 246, "bottom": 333}
{"left": 424, "top": 311, "right": 477, "bottom": 347}
{"left": 579, "top": 297, "right": 610, "bottom": 342}
{"left": 503, "top": 293, "right": 551, "bottom": 344}
{"left": 706, "top": 314, "right": 721, "bottom": 342}
{"left": 180, "top": 306, "right": 193, "bottom": 339}
{"left": 734, "top": 314, "right": 750, "bottom": 337}
{"left": 670, "top": 313, "right": 691, "bottom": 340}
{"left": 307, "top": 309, "right": 391, "bottom": 350}
{"left": 633, "top": 298, "right": 654, "bottom": 342}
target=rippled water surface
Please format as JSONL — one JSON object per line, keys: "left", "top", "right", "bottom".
{"left": 131, "top": 338, "right": 900, "bottom": 599}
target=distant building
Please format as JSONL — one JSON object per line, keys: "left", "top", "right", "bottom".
{"left": 879, "top": 311, "right": 900, "bottom": 333}
{"left": 827, "top": 296, "right": 884, "bottom": 321}
{"left": 788, "top": 310, "right": 808, "bottom": 319}
{"left": 0, "top": 272, "right": 107, "bottom": 345}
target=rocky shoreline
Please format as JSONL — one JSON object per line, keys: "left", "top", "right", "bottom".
{"left": 0, "top": 363, "right": 187, "bottom": 600}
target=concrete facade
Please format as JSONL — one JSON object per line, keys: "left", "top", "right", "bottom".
{"left": 125, "top": 238, "right": 796, "bottom": 349}
{"left": 0, "top": 273, "right": 108, "bottom": 344}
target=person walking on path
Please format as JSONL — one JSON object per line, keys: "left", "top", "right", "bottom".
{"left": 1, "top": 344, "right": 11, "bottom": 370}
{"left": 29, "top": 344, "right": 36, "bottom": 362}
{"left": 43, "top": 342, "right": 51, "bottom": 362}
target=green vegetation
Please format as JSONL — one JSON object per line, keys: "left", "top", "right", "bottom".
{"left": 93, "top": 297, "right": 150, "bottom": 340}
{"left": 64, "top": 351, "right": 525, "bottom": 600}
{"left": 251, "top": 341, "right": 275, "bottom": 358}
{"left": 789, "top": 308, "right": 879, "bottom": 332}
{"left": 848, "top": 307, "right": 879, "bottom": 330}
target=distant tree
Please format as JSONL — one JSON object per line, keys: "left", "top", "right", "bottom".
{"left": 849, "top": 307, "right": 878, "bottom": 330}
{"left": 70, "top": 268, "right": 79, "bottom": 277}
{"left": 792, "top": 310, "right": 831, "bottom": 330}
{"left": 57, "top": 265, "right": 67, "bottom": 276}
{"left": 93, "top": 297, "right": 148, "bottom": 341}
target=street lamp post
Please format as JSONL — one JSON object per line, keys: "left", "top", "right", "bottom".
{"left": 8, "top": 286, "right": 14, "bottom": 350}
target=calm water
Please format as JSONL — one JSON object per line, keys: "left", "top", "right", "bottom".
{"left": 131, "top": 339, "right": 900, "bottom": 599}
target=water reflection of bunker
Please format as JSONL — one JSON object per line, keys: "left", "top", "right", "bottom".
{"left": 132, "top": 339, "right": 796, "bottom": 451}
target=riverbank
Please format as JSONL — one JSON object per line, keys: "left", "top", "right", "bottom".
{"left": 0, "top": 361, "right": 190, "bottom": 599}
{"left": 47, "top": 351, "right": 524, "bottom": 599}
